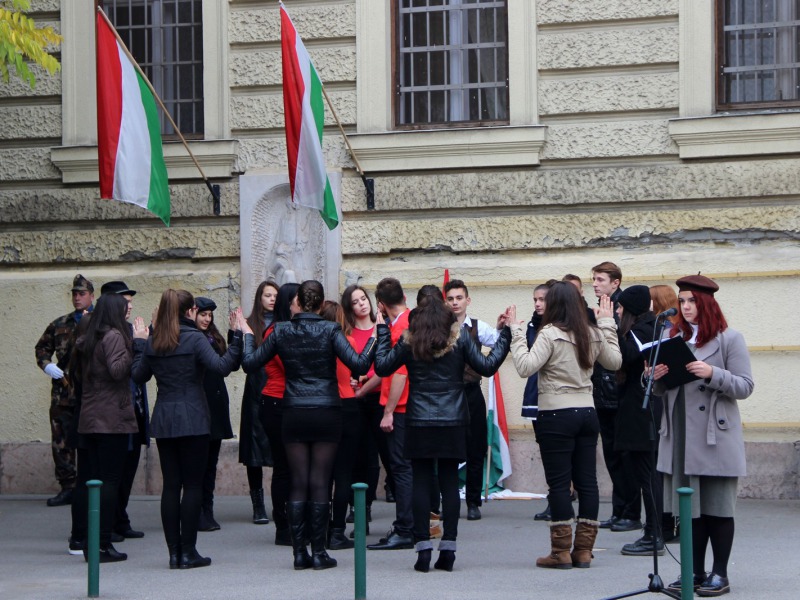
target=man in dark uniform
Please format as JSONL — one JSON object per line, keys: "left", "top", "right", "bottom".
{"left": 35, "top": 274, "right": 94, "bottom": 506}
{"left": 444, "top": 279, "right": 501, "bottom": 521}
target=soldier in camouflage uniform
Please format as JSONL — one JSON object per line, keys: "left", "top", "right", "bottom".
{"left": 34, "top": 274, "right": 94, "bottom": 507}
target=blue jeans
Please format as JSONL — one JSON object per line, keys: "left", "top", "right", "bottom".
{"left": 536, "top": 407, "right": 600, "bottom": 522}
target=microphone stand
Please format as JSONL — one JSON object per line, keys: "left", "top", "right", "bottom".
{"left": 601, "top": 314, "right": 679, "bottom": 600}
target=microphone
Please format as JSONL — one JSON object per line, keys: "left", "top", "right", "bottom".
{"left": 657, "top": 308, "right": 678, "bottom": 318}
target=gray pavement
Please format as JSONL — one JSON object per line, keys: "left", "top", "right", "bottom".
{"left": 0, "top": 495, "right": 797, "bottom": 600}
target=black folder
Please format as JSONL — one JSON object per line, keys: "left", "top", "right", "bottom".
{"left": 632, "top": 333, "right": 700, "bottom": 389}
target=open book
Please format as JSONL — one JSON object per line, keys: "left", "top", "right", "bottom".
{"left": 631, "top": 332, "right": 700, "bottom": 389}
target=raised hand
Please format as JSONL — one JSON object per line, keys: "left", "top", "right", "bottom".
{"left": 596, "top": 295, "right": 614, "bottom": 320}
{"left": 133, "top": 316, "right": 149, "bottom": 339}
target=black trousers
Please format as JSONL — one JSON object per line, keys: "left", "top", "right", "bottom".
{"left": 260, "top": 395, "right": 290, "bottom": 529}
{"left": 464, "top": 383, "right": 488, "bottom": 506}
{"left": 597, "top": 407, "right": 640, "bottom": 520}
{"left": 537, "top": 408, "right": 600, "bottom": 523}
{"left": 115, "top": 438, "right": 142, "bottom": 532}
{"left": 331, "top": 403, "right": 362, "bottom": 528}
{"left": 412, "top": 458, "right": 460, "bottom": 543}
{"left": 352, "top": 392, "right": 385, "bottom": 505}
{"left": 156, "top": 435, "right": 209, "bottom": 549}
{"left": 83, "top": 433, "right": 129, "bottom": 546}
{"left": 386, "top": 412, "right": 413, "bottom": 536}
{"left": 201, "top": 439, "right": 222, "bottom": 510}
{"left": 70, "top": 447, "right": 90, "bottom": 542}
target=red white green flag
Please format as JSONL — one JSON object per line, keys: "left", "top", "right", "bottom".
{"left": 96, "top": 9, "right": 170, "bottom": 226}
{"left": 280, "top": 3, "right": 339, "bottom": 230}
{"left": 486, "top": 373, "right": 513, "bottom": 492}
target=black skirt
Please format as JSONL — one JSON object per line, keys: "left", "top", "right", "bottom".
{"left": 282, "top": 406, "right": 342, "bottom": 443}
{"left": 404, "top": 425, "right": 467, "bottom": 460}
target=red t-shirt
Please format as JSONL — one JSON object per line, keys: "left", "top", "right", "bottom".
{"left": 335, "top": 335, "right": 357, "bottom": 399}
{"left": 261, "top": 325, "right": 285, "bottom": 398}
{"left": 350, "top": 325, "right": 376, "bottom": 379}
{"left": 379, "top": 310, "right": 409, "bottom": 413}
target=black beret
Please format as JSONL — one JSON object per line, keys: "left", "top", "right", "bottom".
{"left": 617, "top": 285, "right": 651, "bottom": 316}
{"left": 195, "top": 297, "right": 217, "bottom": 312}
{"left": 100, "top": 280, "right": 137, "bottom": 296}
{"left": 676, "top": 274, "right": 719, "bottom": 296}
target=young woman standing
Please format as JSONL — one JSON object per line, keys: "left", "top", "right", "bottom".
{"left": 238, "top": 281, "right": 279, "bottom": 525}
{"left": 193, "top": 297, "right": 236, "bottom": 532}
{"left": 74, "top": 293, "right": 136, "bottom": 562}
{"left": 241, "top": 280, "right": 377, "bottom": 571}
{"left": 653, "top": 275, "right": 754, "bottom": 597}
{"left": 374, "top": 290, "right": 510, "bottom": 573}
{"left": 508, "top": 281, "right": 621, "bottom": 570}
{"left": 132, "top": 290, "right": 242, "bottom": 569}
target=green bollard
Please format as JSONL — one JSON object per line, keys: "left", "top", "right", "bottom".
{"left": 87, "top": 480, "right": 103, "bottom": 598}
{"left": 352, "top": 482, "right": 368, "bottom": 600}
{"left": 677, "top": 487, "right": 694, "bottom": 600}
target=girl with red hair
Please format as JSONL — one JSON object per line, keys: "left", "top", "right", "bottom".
{"left": 652, "top": 275, "right": 754, "bottom": 597}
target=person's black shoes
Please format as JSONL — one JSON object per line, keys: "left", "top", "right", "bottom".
{"left": 198, "top": 508, "right": 221, "bottom": 532}
{"left": 610, "top": 518, "right": 642, "bottom": 532}
{"left": 599, "top": 515, "right": 619, "bottom": 529}
{"left": 46, "top": 488, "right": 73, "bottom": 507}
{"left": 534, "top": 503, "right": 551, "bottom": 521}
{"left": 434, "top": 549, "right": 456, "bottom": 571}
{"left": 620, "top": 535, "right": 665, "bottom": 556}
{"left": 83, "top": 544, "right": 127, "bottom": 563}
{"left": 110, "top": 532, "right": 125, "bottom": 543}
{"left": 115, "top": 527, "right": 145, "bottom": 539}
{"left": 414, "top": 548, "right": 432, "bottom": 572}
{"left": 466, "top": 504, "right": 481, "bottom": 521}
{"left": 666, "top": 573, "right": 707, "bottom": 594}
{"left": 696, "top": 573, "right": 731, "bottom": 597}
{"left": 250, "top": 489, "right": 269, "bottom": 524}
{"left": 68, "top": 537, "right": 84, "bottom": 556}
{"left": 168, "top": 544, "right": 181, "bottom": 569}
{"left": 178, "top": 546, "right": 211, "bottom": 569}
{"left": 384, "top": 487, "right": 396, "bottom": 503}
{"left": 327, "top": 528, "right": 354, "bottom": 550}
{"left": 367, "top": 531, "right": 414, "bottom": 550}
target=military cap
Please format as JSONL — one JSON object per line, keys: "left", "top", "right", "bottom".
{"left": 100, "top": 281, "right": 137, "bottom": 296}
{"left": 676, "top": 274, "right": 719, "bottom": 296}
{"left": 71, "top": 274, "right": 94, "bottom": 293}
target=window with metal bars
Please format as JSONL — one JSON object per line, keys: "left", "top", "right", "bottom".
{"left": 106, "top": 0, "right": 204, "bottom": 137}
{"left": 395, "top": 0, "right": 509, "bottom": 127}
{"left": 718, "top": 0, "right": 800, "bottom": 108}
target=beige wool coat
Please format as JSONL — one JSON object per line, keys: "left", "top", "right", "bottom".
{"left": 656, "top": 327, "right": 754, "bottom": 478}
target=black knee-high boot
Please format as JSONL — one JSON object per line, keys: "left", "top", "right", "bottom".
{"left": 309, "top": 502, "right": 337, "bottom": 570}
{"left": 286, "top": 501, "right": 312, "bottom": 570}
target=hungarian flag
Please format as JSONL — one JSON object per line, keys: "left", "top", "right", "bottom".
{"left": 442, "top": 269, "right": 450, "bottom": 299}
{"left": 485, "top": 373, "right": 512, "bottom": 492}
{"left": 96, "top": 9, "right": 170, "bottom": 226}
{"left": 280, "top": 3, "right": 338, "bottom": 230}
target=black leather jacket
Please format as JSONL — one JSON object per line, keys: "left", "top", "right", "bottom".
{"left": 375, "top": 323, "right": 511, "bottom": 427}
{"left": 242, "top": 313, "right": 376, "bottom": 409}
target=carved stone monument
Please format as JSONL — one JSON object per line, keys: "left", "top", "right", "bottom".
{"left": 239, "top": 172, "right": 342, "bottom": 315}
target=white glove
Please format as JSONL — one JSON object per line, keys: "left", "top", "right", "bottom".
{"left": 44, "top": 364, "right": 64, "bottom": 379}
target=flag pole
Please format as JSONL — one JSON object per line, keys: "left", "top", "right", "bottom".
{"left": 319, "top": 84, "right": 375, "bottom": 209}
{"left": 96, "top": 7, "right": 220, "bottom": 206}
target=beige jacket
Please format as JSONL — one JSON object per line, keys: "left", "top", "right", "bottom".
{"left": 510, "top": 317, "right": 622, "bottom": 411}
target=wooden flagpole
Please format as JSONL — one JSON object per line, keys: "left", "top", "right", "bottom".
{"left": 96, "top": 7, "right": 220, "bottom": 204}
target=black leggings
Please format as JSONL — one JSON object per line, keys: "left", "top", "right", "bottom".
{"left": 331, "top": 406, "right": 361, "bottom": 528}
{"left": 156, "top": 435, "right": 210, "bottom": 548}
{"left": 286, "top": 441, "right": 338, "bottom": 504}
{"left": 83, "top": 434, "right": 129, "bottom": 546}
{"left": 693, "top": 514, "right": 735, "bottom": 578}
{"left": 411, "top": 458, "right": 460, "bottom": 543}
{"left": 201, "top": 439, "right": 222, "bottom": 509}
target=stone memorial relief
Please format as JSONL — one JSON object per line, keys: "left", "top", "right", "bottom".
{"left": 239, "top": 173, "right": 341, "bottom": 314}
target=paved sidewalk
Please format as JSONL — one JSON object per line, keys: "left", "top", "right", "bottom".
{"left": 0, "top": 495, "right": 797, "bottom": 600}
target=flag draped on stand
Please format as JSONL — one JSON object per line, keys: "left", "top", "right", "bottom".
{"left": 95, "top": 10, "right": 170, "bottom": 226}
{"left": 280, "top": 3, "right": 339, "bottom": 230}
{"left": 485, "top": 372, "right": 512, "bottom": 492}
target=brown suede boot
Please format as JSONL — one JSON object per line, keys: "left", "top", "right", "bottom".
{"left": 536, "top": 521, "right": 574, "bottom": 569}
{"left": 571, "top": 519, "right": 599, "bottom": 568}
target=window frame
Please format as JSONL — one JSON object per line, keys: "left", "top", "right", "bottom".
{"left": 715, "top": 0, "right": 800, "bottom": 111}
{"left": 392, "top": 0, "right": 511, "bottom": 129}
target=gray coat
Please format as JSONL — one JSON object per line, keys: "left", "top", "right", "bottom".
{"left": 656, "top": 327, "right": 754, "bottom": 477}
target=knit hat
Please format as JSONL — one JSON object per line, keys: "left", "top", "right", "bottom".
{"left": 617, "top": 285, "right": 651, "bottom": 316}
{"left": 676, "top": 274, "right": 719, "bottom": 296}
{"left": 195, "top": 297, "right": 217, "bottom": 312}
